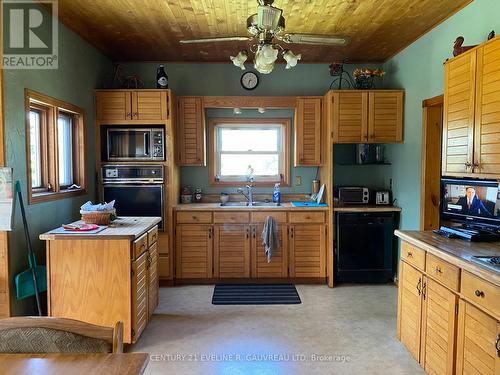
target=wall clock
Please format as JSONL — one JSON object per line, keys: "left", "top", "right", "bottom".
{"left": 240, "top": 71, "right": 259, "bottom": 90}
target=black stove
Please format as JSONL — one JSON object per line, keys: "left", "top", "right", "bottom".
{"left": 470, "top": 256, "right": 500, "bottom": 272}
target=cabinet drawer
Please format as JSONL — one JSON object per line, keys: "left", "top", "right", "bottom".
{"left": 213, "top": 211, "right": 250, "bottom": 224}
{"left": 425, "top": 253, "right": 460, "bottom": 292}
{"left": 288, "top": 211, "right": 325, "bottom": 223}
{"left": 133, "top": 233, "right": 148, "bottom": 259}
{"left": 148, "top": 226, "right": 158, "bottom": 245}
{"left": 400, "top": 241, "right": 425, "bottom": 270}
{"left": 251, "top": 211, "right": 287, "bottom": 223}
{"left": 176, "top": 211, "right": 212, "bottom": 224}
{"left": 461, "top": 270, "right": 500, "bottom": 317}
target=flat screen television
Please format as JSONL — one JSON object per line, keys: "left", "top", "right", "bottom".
{"left": 440, "top": 178, "right": 500, "bottom": 230}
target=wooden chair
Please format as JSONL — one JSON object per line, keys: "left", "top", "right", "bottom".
{"left": 0, "top": 317, "right": 123, "bottom": 354}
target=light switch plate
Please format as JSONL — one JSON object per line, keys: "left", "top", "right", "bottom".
{"left": 295, "top": 176, "right": 302, "bottom": 186}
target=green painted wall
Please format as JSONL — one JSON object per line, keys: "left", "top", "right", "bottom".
{"left": 383, "top": 0, "right": 500, "bottom": 230}
{"left": 3, "top": 8, "right": 111, "bottom": 315}
{"left": 121, "top": 63, "right": 388, "bottom": 194}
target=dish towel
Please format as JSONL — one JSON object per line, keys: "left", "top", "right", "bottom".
{"left": 261, "top": 216, "right": 279, "bottom": 263}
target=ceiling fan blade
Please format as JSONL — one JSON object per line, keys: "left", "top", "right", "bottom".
{"left": 281, "top": 34, "right": 350, "bottom": 46}
{"left": 179, "top": 36, "right": 252, "bottom": 44}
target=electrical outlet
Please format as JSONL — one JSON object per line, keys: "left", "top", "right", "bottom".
{"left": 295, "top": 176, "right": 302, "bottom": 186}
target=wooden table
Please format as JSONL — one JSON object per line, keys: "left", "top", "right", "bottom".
{"left": 0, "top": 353, "right": 149, "bottom": 375}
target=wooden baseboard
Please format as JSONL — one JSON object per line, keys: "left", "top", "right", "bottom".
{"left": 172, "top": 277, "right": 326, "bottom": 285}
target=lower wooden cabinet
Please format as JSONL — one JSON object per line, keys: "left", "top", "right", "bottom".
{"left": 148, "top": 242, "right": 159, "bottom": 320}
{"left": 289, "top": 224, "right": 326, "bottom": 277}
{"left": 456, "top": 300, "right": 500, "bottom": 375}
{"left": 176, "top": 225, "right": 213, "bottom": 278}
{"left": 131, "top": 251, "right": 148, "bottom": 343}
{"left": 251, "top": 224, "right": 288, "bottom": 278}
{"left": 214, "top": 225, "right": 251, "bottom": 278}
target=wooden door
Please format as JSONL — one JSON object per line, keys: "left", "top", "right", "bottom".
{"left": 421, "top": 278, "right": 458, "bottom": 375}
{"left": 214, "top": 225, "right": 251, "bottom": 278}
{"left": 368, "top": 91, "right": 404, "bottom": 143}
{"left": 442, "top": 50, "right": 477, "bottom": 176}
{"left": 175, "top": 225, "right": 213, "bottom": 278}
{"left": 289, "top": 224, "right": 326, "bottom": 278}
{"left": 96, "top": 91, "right": 132, "bottom": 121}
{"left": 332, "top": 91, "right": 368, "bottom": 143}
{"left": 131, "top": 251, "right": 148, "bottom": 343}
{"left": 295, "top": 97, "right": 322, "bottom": 166}
{"left": 473, "top": 38, "right": 500, "bottom": 177}
{"left": 397, "top": 261, "right": 424, "bottom": 362}
{"left": 132, "top": 91, "right": 168, "bottom": 120}
{"left": 251, "top": 224, "right": 288, "bottom": 278}
{"left": 177, "top": 96, "right": 205, "bottom": 166}
{"left": 456, "top": 300, "right": 500, "bottom": 375}
{"left": 147, "top": 243, "right": 159, "bottom": 319}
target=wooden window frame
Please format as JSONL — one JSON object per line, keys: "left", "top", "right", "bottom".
{"left": 25, "top": 89, "right": 86, "bottom": 204}
{"left": 208, "top": 118, "right": 290, "bottom": 187}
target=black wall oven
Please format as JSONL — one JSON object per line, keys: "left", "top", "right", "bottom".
{"left": 102, "top": 165, "right": 164, "bottom": 230}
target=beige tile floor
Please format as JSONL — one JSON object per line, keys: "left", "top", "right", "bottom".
{"left": 130, "top": 284, "right": 424, "bottom": 375}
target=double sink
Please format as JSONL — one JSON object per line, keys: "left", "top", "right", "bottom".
{"left": 218, "top": 201, "right": 281, "bottom": 208}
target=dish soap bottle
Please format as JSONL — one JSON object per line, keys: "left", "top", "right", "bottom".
{"left": 272, "top": 183, "right": 281, "bottom": 206}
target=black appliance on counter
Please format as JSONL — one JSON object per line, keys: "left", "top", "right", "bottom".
{"left": 102, "top": 165, "right": 164, "bottom": 230}
{"left": 102, "top": 126, "right": 164, "bottom": 162}
{"left": 335, "top": 212, "right": 398, "bottom": 283}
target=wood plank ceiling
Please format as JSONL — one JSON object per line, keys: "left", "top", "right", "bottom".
{"left": 54, "top": 0, "right": 472, "bottom": 63}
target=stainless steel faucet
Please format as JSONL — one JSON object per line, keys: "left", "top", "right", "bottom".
{"left": 237, "top": 185, "right": 254, "bottom": 206}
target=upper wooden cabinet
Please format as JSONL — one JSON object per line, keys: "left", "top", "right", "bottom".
{"left": 176, "top": 96, "right": 206, "bottom": 166}
{"left": 330, "top": 90, "right": 404, "bottom": 144}
{"left": 96, "top": 90, "right": 170, "bottom": 121}
{"left": 295, "top": 97, "right": 322, "bottom": 166}
{"left": 443, "top": 36, "right": 500, "bottom": 178}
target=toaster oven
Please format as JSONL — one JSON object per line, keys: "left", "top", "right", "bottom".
{"left": 338, "top": 187, "right": 370, "bottom": 205}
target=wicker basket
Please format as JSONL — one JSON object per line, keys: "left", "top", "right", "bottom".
{"left": 80, "top": 209, "right": 116, "bottom": 225}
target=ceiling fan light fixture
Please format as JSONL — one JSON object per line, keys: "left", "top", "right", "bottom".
{"left": 254, "top": 44, "right": 278, "bottom": 74}
{"left": 257, "top": 4, "right": 282, "bottom": 30}
{"left": 230, "top": 50, "right": 248, "bottom": 70}
{"left": 282, "top": 49, "right": 301, "bottom": 69}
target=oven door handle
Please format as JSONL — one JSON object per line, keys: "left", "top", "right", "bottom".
{"left": 144, "top": 133, "right": 149, "bottom": 156}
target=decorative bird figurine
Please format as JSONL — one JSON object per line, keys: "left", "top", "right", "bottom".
{"left": 453, "top": 36, "right": 477, "bottom": 57}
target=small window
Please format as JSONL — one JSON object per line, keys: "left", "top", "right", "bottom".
{"left": 25, "top": 90, "right": 86, "bottom": 204}
{"left": 209, "top": 119, "right": 290, "bottom": 186}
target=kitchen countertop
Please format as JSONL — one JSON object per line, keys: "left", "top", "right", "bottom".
{"left": 334, "top": 205, "right": 401, "bottom": 212}
{"left": 174, "top": 203, "right": 329, "bottom": 211}
{"left": 39, "top": 216, "right": 161, "bottom": 241}
{"left": 395, "top": 230, "right": 500, "bottom": 287}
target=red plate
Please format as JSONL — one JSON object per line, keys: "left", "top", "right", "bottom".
{"left": 62, "top": 223, "right": 99, "bottom": 231}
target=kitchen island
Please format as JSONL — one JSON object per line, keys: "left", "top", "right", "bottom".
{"left": 394, "top": 230, "right": 500, "bottom": 374}
{"left": 40, "top": 217, "right": 161, "bottom": 344}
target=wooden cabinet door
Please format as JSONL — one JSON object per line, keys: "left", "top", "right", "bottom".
{"left": 251, "top": 224, "right": 288, "bottom": 278}
{"left": 295, "top": 97, "right": 322, "bottom": 166}
{"left": 96, "top": 91, "right": 132, "bottom": 121}
{"left": 442, "top": 51, "right": 477, "bottom": 176}
{"left": 214, "top": 225, "right": 251, "bottom": 278}
{"left": 177, "top": 96, "right": 205, "bottom": 166}
{"left": 368, "top": 91, "right": 404, "bottom": 143}
{"left": 132, "top": 91, "right": 168, "bottom": 120}
{"left": 473, "top": 38, "right": 500, "bottom": 177}
{"left": 456, "top": 300, "right": 500, "bottom": 375}
{"left": 288, "top": 224, "right": 325, "bottom": 278}
{"left": 131, "top": 251, "right": 148, "bottom": 343}
{"left": 421, "top": 278, "right": 458, "bottom": 375}
{"left": 332, "top": 91, "right": 368, "bottom": 143}
{"left": 397, "top": 261, "right": 424, "bottom": 362}
{"left": 157, "top": 233, "right": 171, "bottom": 280}
{"left": 147, "top": 243, "right": 159, "bottom": 319}
{"left": 175, "top": 225, "right": 213, "bottom": 279}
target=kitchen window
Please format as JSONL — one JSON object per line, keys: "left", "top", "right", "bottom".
{"left": 209, "top": 118, "right": 290, "bottom": 186}
{"left": 25, "top": 90, "right": 86, "bottom": 204}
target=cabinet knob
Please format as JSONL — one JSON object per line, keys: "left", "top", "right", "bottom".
{"left": 435, "top": 266, "right": 442, "bottom": 274}
{"left": 416, "top": 278, "right": 422, "bottom": 295}
{"left": 134, "top": 112, "right": 139, "bottom": 117}
{"left": 474, "top": 289, "right": 485, "bottom": 298}
{"left": 406, "top": 251, "right": 413, "bottom": 258}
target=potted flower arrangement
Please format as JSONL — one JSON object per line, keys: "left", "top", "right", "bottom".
{"left": 352, "top": 68, "right": 385, "bottom": 89}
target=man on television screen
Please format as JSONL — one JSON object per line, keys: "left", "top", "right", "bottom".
{"left": 456, "top": 187, "right": 492, "bottom": 216}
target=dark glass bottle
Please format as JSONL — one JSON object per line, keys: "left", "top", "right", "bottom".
{"left": 156, "top": 65, "right": 168, "bottom": 89}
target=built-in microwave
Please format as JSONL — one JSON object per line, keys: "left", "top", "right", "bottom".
{"left": 105, "top": 127, "right": 164, "bottom": 161}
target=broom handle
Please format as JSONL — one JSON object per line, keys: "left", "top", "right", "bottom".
{"left": 16, "top": 182, "right": 42, "bottom": 316}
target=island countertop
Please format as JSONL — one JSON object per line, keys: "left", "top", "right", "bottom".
{"left": 39, "top": 216, "right": 161, "bottom": 241}
{"left": 395, "top": 230, "right": 500, "bottom": 287}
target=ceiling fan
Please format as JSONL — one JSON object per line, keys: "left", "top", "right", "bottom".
{"left": 179, "top": 0, "right": 350, "bottom": 74}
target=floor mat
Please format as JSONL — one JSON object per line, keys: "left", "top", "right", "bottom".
{"left": 212, "top": 284, "right": 301, "bottom": 305}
